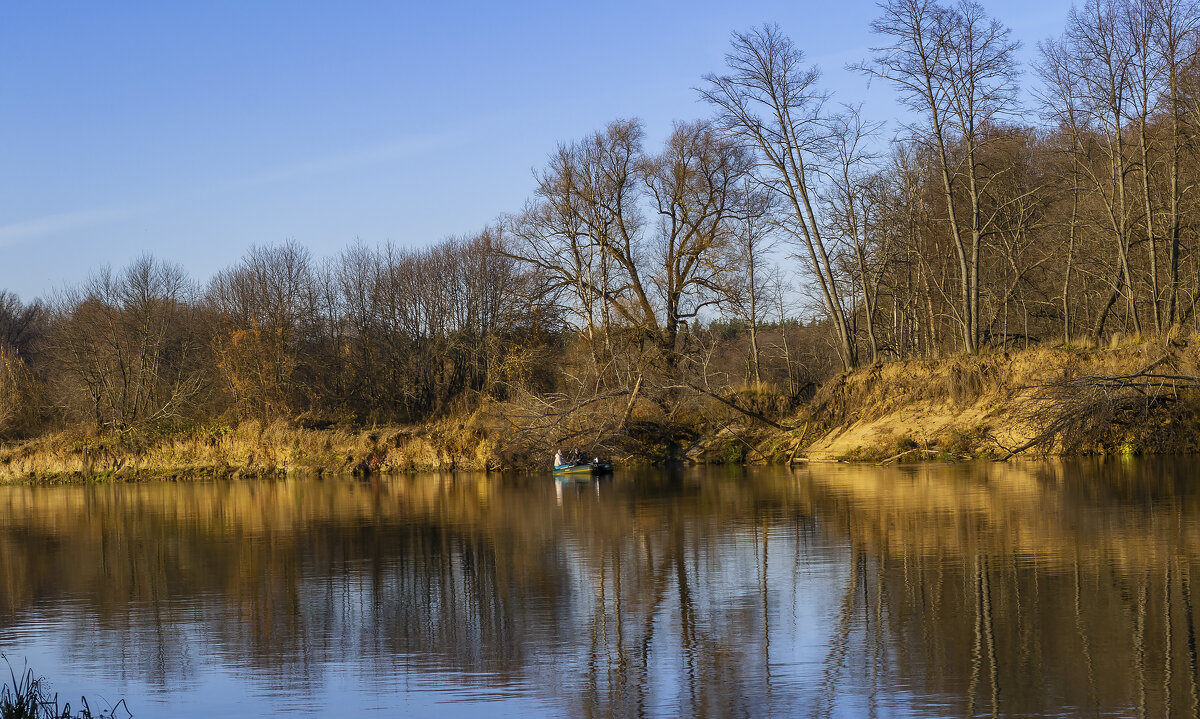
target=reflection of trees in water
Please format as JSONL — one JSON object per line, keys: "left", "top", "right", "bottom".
{"left": 0, "top": 473, "right": 821, "bottom": 714}
{"left": 797, "top": 459, "right": 1200, "bottom": 718}
{"left": 0, "top": 477, "right": 588, "bottom": 694}
{"left": 561, "top": 494, "right": 809, "bottom": 718}
{"left": 2, "top": 462, "right": 1200, "bottom": 715}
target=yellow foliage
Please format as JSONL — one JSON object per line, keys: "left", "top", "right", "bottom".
{"left": 212, "top": 323, "right": 293, "bottom": 421}
{"left": 0, "top": 346, "right": 40, "bottom": 439}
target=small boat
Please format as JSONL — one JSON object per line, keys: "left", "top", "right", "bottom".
{"left": 553, "top": 462, "right": 613, "bottom": 476}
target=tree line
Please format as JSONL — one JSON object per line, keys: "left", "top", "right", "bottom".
{"left": 4, "top": 0, "right": 1200, "bottom": 446}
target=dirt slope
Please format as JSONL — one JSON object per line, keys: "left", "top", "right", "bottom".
{"left": 798, "top": 340, "right": 1200, "bottom": 461}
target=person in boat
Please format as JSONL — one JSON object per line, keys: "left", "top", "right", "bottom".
{"left": 570, "top": 447, "right": 583, "bottom": 465}
{"left": 554, "top": 448, "right": 564, "bottom": 467}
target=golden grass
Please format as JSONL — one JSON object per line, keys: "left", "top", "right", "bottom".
{"left": 801, "top": 338, "right": 1200, "bottom": 461}
{"left": 0, "top": 418, "right": 503, "bottom": 483}
{"left": 8, "top": 337, "right": 1200, "bottom": 480}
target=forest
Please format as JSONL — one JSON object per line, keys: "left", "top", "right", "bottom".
{"left": 4, "top": 0, "right": 1200, "bottom": 464}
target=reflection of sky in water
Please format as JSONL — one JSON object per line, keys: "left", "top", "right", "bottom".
{"left": 1, "top": 461, "right": 1197, "bottom": 716}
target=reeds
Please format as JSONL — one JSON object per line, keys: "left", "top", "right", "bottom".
{"left": 0, "top": 659, "right": 130, "bottom": 719}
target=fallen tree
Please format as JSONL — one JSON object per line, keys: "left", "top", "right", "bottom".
{"left": 1001, "top": 356, "right": 1200, "bottom": 459}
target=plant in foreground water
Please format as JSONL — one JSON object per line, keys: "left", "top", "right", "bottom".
{"left": 1, "top": 657, "right": 130, "bottom": 719}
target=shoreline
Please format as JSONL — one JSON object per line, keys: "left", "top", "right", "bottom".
{"left": 5, "top": 340, "right": 1200, "bottom": 483}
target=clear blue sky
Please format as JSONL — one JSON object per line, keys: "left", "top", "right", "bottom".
{"left": 0, "top": 0, "right": 1074, "bottom": 301}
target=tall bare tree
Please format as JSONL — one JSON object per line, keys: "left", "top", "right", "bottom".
{"left": 508, "top": 119, "right": 749, "bottom": 367}
{"left": 823, "top": 107, "right": 886, "bottom": 362}
{"left": 1051, "top": 0, "right": 1143, "bottom": 336}
{"left": 1149, "top": 0, "right": 1200, "bottom": 325}
{"left": 643, "top": 120, "right": 753, "bottom": 365}
{"left": 857, "top": 0, "right": 1021, "bottom": 352}
{"left": 701, "top": 24, "right": 858, "bottom": 370}
{"left": 207, "top": 240, "right": 315, "bottom": 420}
{"left": 722, "top": 180, "right": 777, "bottom": 388}
{"left": 1035, "top": 35, "right": 1088, "bottom": 343}
{"left": 0, "top": 290, "right": 43, "bottom": 358}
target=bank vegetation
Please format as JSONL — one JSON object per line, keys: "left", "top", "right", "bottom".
{"left": 7, "top": 0, "right": 1200, "bottom": 479}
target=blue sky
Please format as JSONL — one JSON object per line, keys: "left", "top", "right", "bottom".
{"left": 0, "top": 0, "right": 1075, "bottom": 301}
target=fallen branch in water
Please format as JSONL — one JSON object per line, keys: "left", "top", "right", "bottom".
{"left": 786, "top": 422, "right": 809, "bottom": 464}
{"left": 875, "top": 447, "right": 941, "bottom": 466}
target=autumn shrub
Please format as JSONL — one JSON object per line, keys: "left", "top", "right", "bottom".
{"left": 0, "top": 347, "right": 42, "bottom": 440}
{"left": 946, "top": 363, "right": 987, "bottom": 406}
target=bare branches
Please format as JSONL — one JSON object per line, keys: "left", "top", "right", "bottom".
{"left": 672, "top": 379, "right": 794, "bottom": 431}
{"left": 1003, "top": 356, "right": 1200, "bottom": 458}
{"left": 702, "top": 24, "right": 858, "bottom": 370}
{"left": 505, "top": 117, "right": 753, "bottom": 383}
{"left": 48, "top": 255, "right": 206, "bottom": 432}
{"left": 857, "top": 0, "right": 1020, "bottom": 353}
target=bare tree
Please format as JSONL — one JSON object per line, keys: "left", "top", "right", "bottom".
{"left": 1050, "top": 0, "right": 1143, "bottom": 336}
{"left": 643, "top": 120, "right": 753, "bottom": 366}
{"left": 721, "top": 180, "right": 778, "bottom": 388}
{"left": 51, "top": 256, "right": 206, "bottom": 431}
{"left": 507, "top": 120, "right": 647, "bottom": 365}
{"left": 207, "top": 240, "right": 315, "bottom": 421}
{"left": 507, "top": 120, "right": 749, "bottom": 369}
{"left": 857, "top": 0, "right": 1021, "bottom": 353}
{"left": 1035, "top": 35, "right": 1088, "bottom": 343}
{"left": 1149, "top": 0, "right": 1200, "bottom": 326}
{"left": 823, "top": 107, "right": 886, "bottom": 362}
{"left": 0, "top": 344, "right": 40, "bottom": 439}
{"left": 0, "top": 290, "right": 44, "bottom": 359}
{"left": 1126, "top": 0, "right": 1168, "bottom": 332}
{"left": 701, "top": 24, "right": 858, "bottom": 370}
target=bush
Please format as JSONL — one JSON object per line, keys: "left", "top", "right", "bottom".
{"left": 0, "top": 347, "right": 42, "bottom": 440}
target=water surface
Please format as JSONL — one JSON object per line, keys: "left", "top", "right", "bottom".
{"left": 1, "top": 460, "right": 1197, "bottom": 717}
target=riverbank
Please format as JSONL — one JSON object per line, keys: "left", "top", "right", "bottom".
{"left": 4, "top": 339, "right": 1199, "bottom": 482}
{"left": 0, "top": 419, "right": 504, "bottom": 483}
{"left": 793, "top": 338, "right": 1200, "bottom": 461}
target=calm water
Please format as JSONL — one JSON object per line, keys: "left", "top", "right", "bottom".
{"left": 1, "top": 461, "right": 1199, "bottom": 717}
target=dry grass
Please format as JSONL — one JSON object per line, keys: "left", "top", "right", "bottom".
{"left": 9, "top": 338, "right": 1200, "bottom": 479}
{"left": 0, "top": 417, "right": 504, "bottom": 483}
{"left": 800, "top": 338, "right": 1200, "bottom": 461}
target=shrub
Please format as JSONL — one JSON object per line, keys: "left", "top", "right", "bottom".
{"left": 0, "top": 347, "right": 41, "bottom": 440}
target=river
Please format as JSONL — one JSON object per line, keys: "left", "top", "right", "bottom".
{"left": 0, "top": 460, "right": 1196, "bottom": 717}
